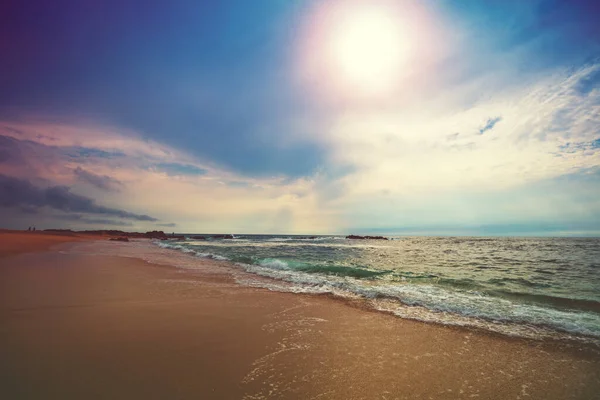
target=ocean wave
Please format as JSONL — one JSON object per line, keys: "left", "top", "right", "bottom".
{"left": 157, "top": 242, "right": 183, "bottom": 250}
{"left": 237, "top": 261, "right": 600, "bottom": 340}
{"left": 487, "top": 277, "right": 552, "bottom": 289}
{"left": 196, "top": 252, "right": 230, "bottom": 261}
{"left": 156, "top": 241, "right": 229, "bottom": 260}
{"left": 264, "top": 237, "right": 293, "bottom": 242}
{"left": 253, "top": 257, "right": 388, "bottom": 279}
{"left": 486, "top": 289, "right": 600, "bottom": 313}
{"left": 296, "top": 264, "right": 387, "bottom": 279}
{"left": 258, "top": 258, "right": 290, "bottom": 270}
{"left": 153, "top": 240, "right": 600, "bottom": 343}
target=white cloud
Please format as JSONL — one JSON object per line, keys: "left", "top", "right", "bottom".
{"left": 314, "top": 62, "right": 600, "bottom": 198}
{"left": 1, "top": 60, "right": 598, "bottom": 233}
{"left": 0, "top": 120, "right": 338, "bottom": 233}
{"left": 284, "top": 60, "right": 600, "bottom": 232}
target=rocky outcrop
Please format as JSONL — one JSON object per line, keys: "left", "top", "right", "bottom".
{"left": 109, "top": 237, "right": 129, "bottom": 242}
{"left": 143, "top": 230, "right": 168, "bottom": 239}
{"left": 346, "top": 235, "right": 389, "bottom": 240}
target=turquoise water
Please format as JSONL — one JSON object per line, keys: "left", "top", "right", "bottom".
{"left": 157, "top": 235, "right": 600, "bottom": 341}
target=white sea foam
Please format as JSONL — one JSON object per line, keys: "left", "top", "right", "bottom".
{"left": 258, "top": 258, "right": 290, "bottom": 270}
{"left": 157, "top": 242, "right": 180, "bottom": 250}
{"left": 231, "top": 255, "right": 600, "bottom": 342}
{"left": 152, "top": 239, "right": 600, "bottom": 344}
{"left": 157, "top": 241, "right": 230, "bottom": 260}
{"left": 264, "top": 237, "right": 293, "bottom": 242}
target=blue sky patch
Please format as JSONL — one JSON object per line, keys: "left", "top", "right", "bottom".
{"left": 478, "top": 117, "right": 502, "bottom": 135}
{"left": 155, "top": 163, "right": 207, "bottom": 176}
{"left": 66, "top": 147, "right": 125, "bottom": 159}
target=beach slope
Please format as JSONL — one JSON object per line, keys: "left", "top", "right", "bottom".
{"left": 1, "top": 232, "right": 599, "bottom": 399}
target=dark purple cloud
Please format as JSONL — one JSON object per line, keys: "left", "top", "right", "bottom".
{"left": 0, "top": 174, "right": 157, "bottom": 221}
{"left": 74, "top": 166, "right": 122, "bottom": 191}
{"left": 54, "top": 214, "right": 134, "bottom": 227}
{"left": 0, "top": 134, "right": 71, "bottom": 179}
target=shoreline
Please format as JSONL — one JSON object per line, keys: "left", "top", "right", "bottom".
{"left": 57, "top": 235, "right": 600, "bottom": 349}
{"left": 156, "top": 238, "right": 600, "bottom": 347}
{"left": 2, "top": 232, "right": 600, "bottom": 399}
{"left": 5, "top": 231, "right": 600, "bottom": 349}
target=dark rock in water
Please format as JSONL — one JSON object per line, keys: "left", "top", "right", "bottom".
{"left": 298, "top": 236, "right": 317, "bottom": 240}
{"left": 346, "top": 235, "right": 389, "bottom": 240}
{"left": 160, "top": 236, "right": 185, "bottom": 241}
{"left": 144, "top": 230, "right": 168, "bottom": 239}
{"left": 212, "top": 234, "right": 234, "bottom": 239}
{"left": 190, "top": 235, "right": 207, "bottom": 240}
{"left": 109, "top": 237, "right": 129, "bottom": 242}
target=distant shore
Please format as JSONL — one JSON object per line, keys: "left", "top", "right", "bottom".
{"left": 1, "top": 231, "right": 600, "bottom": 399}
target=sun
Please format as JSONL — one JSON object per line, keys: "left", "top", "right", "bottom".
{"left": 297, "top": 0, "right": 428, "bottom": 100}
{"left": 328, "top": 6, "right": 410, "bottom": 92}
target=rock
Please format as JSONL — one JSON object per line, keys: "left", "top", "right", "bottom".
{"left": 109, "top": 237, "right": 129, "bottom": 242}
{"left": 346, "top": 235, "right": 388, "bottom": 240}
{"left": 212, "top": 234, "right": 234, "bottom": 239}
{"left": 143, "top": 230, "right": 168, "bottom": 239}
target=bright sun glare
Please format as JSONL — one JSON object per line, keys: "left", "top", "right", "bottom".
{"left": 328, "top": 5, "right": 411, "bottom": 93}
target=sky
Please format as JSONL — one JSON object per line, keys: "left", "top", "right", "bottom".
{"left": 0, "top": 0, "right": 599, "bottom": 235}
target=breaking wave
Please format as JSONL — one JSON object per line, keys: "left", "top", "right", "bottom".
{"left": 154, "top": 237, "right": 600, "bottom": 344}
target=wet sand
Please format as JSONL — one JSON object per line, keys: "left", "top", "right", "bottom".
{"left": 1, "top": 232, "right": 599, "bottom": 399}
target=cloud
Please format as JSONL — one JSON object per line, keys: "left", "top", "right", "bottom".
{"left": 74, "top": 166, "right": 123, "bottom": 191}
{"left": 292, "top": 60, "right": 600, "bottom": 233}
{"left": 574, "top": 66, "right": 600, "bottom": 95}
{"left": 0, "top": 174, "right": 157, "bottom": 221}
{"left": 54, "top": 214, "right": 134, "bottom": 227}
{"left": 316, "top": 62, "right": 600, "bottom": 194}
{"left": 157, "top": 222, "right": 177, "bottom": 228}
{"left": 67, "top": 147, "right": 125, "bottom": 160}
{"left": 0, "top": 61, "right": 597, "bottom": 235}
{"left": 0, "top": 134, "right": 67, "bottom": 180}
{"left": 0, "top": 121, "right": 336, "bottom": 233}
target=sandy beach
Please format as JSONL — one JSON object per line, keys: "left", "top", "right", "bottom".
{"left": 1, "top": 232, "right": 599, "bottom": 399}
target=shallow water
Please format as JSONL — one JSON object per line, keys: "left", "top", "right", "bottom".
{"left": 156, "top": 235, "right": 600, "bottom": 342}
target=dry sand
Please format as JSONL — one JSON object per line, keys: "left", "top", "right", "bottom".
{"left": 0, "top": 230, "right": 94, "bottom": 258}
{"left": 1, "top": 231, "right": 599, "bottom": 399}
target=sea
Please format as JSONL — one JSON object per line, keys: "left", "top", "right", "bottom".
{"left": 154, "top": 235, "right": 600, "bottom": 344}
